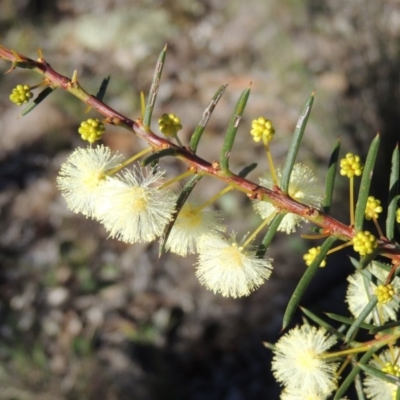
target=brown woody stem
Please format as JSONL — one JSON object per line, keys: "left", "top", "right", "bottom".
{"left": 1, "top": 44, "right": 399, "bottom": 262}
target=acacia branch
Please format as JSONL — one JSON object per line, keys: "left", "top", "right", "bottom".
{"left": 1, "top": 44, "right": 399, "bottom": 262}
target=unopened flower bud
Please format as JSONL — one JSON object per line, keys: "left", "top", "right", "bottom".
{"left": 9, "top": 84, "right": 33, "bottom": 105}
{"left": 78, "top": 118, "right": 105, "bottom": 143}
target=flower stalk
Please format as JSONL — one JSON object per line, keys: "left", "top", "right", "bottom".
{"left": 1, "top": 44, "right": 399, "bottom": 263}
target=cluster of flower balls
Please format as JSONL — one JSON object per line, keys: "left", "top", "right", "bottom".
{"left": 57, "top": 145, "right": 277, "bottom": 298}
{"left": 47, "top": 111, "right": 400, "bottom": 399}
{"left": 272, "top": 260, "right": 400, "bottom": 398}
{"left": 271, "top": 320, "right": 400, "bottom": 400}
{"left": 7, "top": 58, "right": 400, "bottom": 400}
{"left": 55, "top": 112, "right": 399, "bottom": 306}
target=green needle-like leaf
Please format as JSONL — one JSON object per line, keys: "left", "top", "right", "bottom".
{"left": 95, "top": 76, "right": 110, "bottom": 101}
{"left": 21, "top": 87, "right": 54, "bottom": 116}
{"left": 219, "top": 87, "right": 250, "bottom": 173}
{"left": 238, "top": 163, "right": 257, "bottom": 178}
{"left": 370, "top": 319, "right": 400, "bottom": 335}
{"left": 159, "top": 174, "right": 202, "bottom": 256}
{"left": 141, "top": 148, "right": 178, "bottom": 166}
{"left": 190, "top": 84, "right": 228, "bottom": 153}
{"left": 324, "top": 313, "right": 375, "bottom": 330}
{"left": 300, "top": 307, "right": 345, "bottom": 339}
{"left": 256, "top": 213, "right": 285, "bottom": 258}
{"left": 358, "top": 248, "right": 381, "bottom": 270}
{"left": 281, "top": 92, "right": 314, "bottom": 193}
{"left": 345, "top": 297, "right": 378, "bottom": 342}
{"left": 354, "top": 133, "right": 380, "bottom": 231}
{"left": 323, "top": 138, "right": 340, "bottom": 214}
{"left": 358, "top": 362, "right": 400, "bottom": 386}
{"left": 354, "top": 374, "right": 367, "bottom": 400}
{"left": 387, "top": 145, "right": 399, "bottom": 240}
{"left": 334, "top": 346, "right": 377, "bottom": 400}
{"left": 143, "top": 44, "right": 167, "bottom": 129}
{"left": 282, "top": 235, "right": 337, "bottom": 330}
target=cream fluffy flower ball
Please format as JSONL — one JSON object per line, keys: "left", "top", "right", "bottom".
{"left": 165, "top": 201, "right": 225, "bottom": 256}
{"left": 195, "top": 234, "right": 273, "bottom": 298}
{"left": 272, "top": 324, "right": 338, "bottom": 397}
{"left": 57, "top": 145, "right": 124, "bottom": 217}
{"left": 95, "top": 167, "right": 177, "bottom": 243}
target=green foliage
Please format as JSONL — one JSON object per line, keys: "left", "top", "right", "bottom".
{"left": 1, "top": 41, "right": 400, "bottom": 400}
{"left": 143, "top": 44, "right": 167, "bottom": 129}
{"left": 281, "top": 92, "right": 314, "bottom": 193}
{"left": 387, "top": 145, "right": 400, "bottom": 239}
{"left": 323, "top": 138, "right": 340, "bottom": 214}
{"left": 220, "top": 87, "right": 251, "bottom": 173}
{"left": 355, "top": 134, "right": 380, "bottom": 231}
{"left": 190, "top": 84, "right": 227, "bottom": 153}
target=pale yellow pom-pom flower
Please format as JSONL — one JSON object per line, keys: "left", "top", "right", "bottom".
{"left": 346, "top": 262, "right": 400, "bottom": 325}
{"left": 95, "top": 167, "right": 177, "bottom": 244}
{"left": 165, "top": 201, "right": 225, "bottom": 257}
{"left": 195, "top": 234, "right": 273, "bottom": 298}
{"left": 57, "top": 145, "right": 124, "bottom": 217}
{"left": 271, "top": 324, "right": 338, "bottom": 398}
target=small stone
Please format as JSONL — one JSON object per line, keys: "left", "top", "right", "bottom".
{"left": 47, "top": 287, "right": 69, "bottom": 307}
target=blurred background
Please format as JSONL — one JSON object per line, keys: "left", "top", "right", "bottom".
{"left": 0, "top": 0, "right": 399, "bottom": 399}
